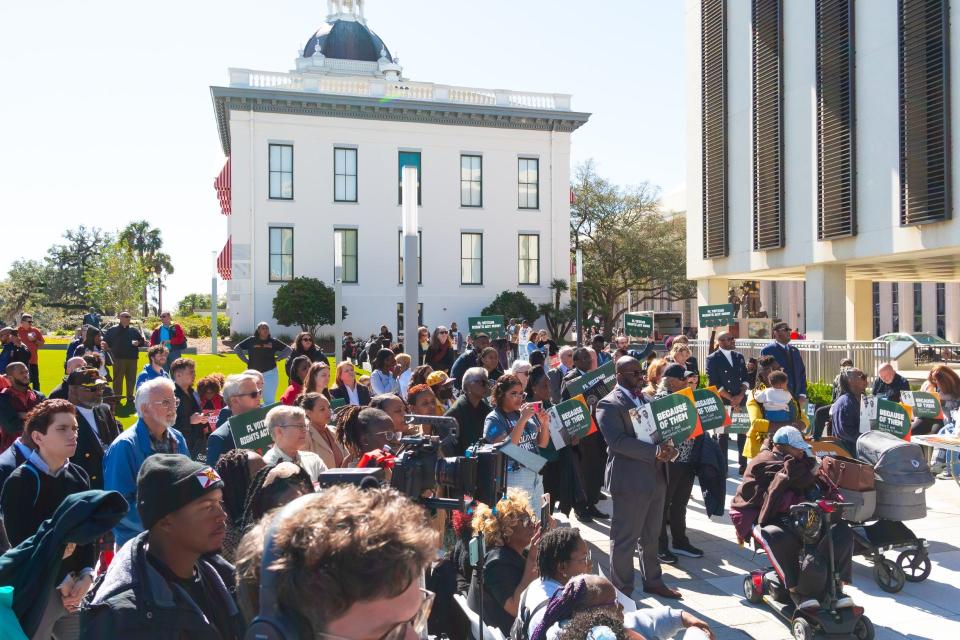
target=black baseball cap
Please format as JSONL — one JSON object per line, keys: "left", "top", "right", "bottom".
{"left": 663, "top": 363, "right": 694, "bottom": 380}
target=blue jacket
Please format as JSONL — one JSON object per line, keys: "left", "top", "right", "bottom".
{"left": 103, "top": 419, "right": 188, "bottom": 546}
{"left": 134, "top": 365, "right": 169, "bottom": 390}
{"left": 760, "top": 341, "right": 807, "bottom": 397}
{"left": 706, "top": 349, "right": 750, "bottom": 399}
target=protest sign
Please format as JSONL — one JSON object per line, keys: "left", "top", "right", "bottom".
{"left": 228, "top": 403, "right": 280, "bottom": 454}
{"left": 630, "top": 389, "right": 702, "bottom": 445}
{"left": 698, "top": 304, "right": 735, "bottom": 328}
{"left": 693, "top": 386, "right": 731, "bottom": 431}
{"left": 329, "top": 397, "right": 347, "bottom": 411}
{"left": 726, "top": 406, "right": 752, "bottom": 434}
{"left": 900, "top": 391, "right": 943, "bottom": 420}
{"left": 860, "top": 395, "right": 878, "bottom": 433}
{"left": 624, "top": 313, "right": 653, "bottom": 338}
{"left": 468, "top": 315, "right": 506, "bottom": 339}
{"left": 875, "top": 399, "right": 912, "bottom": 440}
{"left": 565, "top": 360, "right": 616, "bottom": 409}
{"left": 547, "top": 395, "right": 595, "bottom": 449}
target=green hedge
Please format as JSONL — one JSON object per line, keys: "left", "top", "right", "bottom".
{"left": 143, "top": 314, "right": 230, "bottom": 339}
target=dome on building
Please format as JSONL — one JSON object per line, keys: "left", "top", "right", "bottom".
{"left": 303, "top": 19, "right": 393, "bottom": 63}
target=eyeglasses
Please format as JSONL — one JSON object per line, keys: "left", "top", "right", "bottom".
{"left": 278, "top": 423, "right": 309, "bottom": 432}
{"left": 316, "top": 589, "right": 434, "bottom": 640}
{"left": 241, "top": 389, "right": 263, "bottom": 399}
{"left": 152, "top": 399, "right": 180, "bottom": 409}
{"left": 373, "top": 430, "right": 399, "bottom": 442}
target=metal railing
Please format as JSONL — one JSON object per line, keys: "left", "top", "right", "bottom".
{"left": 913, "top": 344, "right": 960, "bottom": 365}
{"left": 688, "top": 339, "right": 891, "bottom": 384}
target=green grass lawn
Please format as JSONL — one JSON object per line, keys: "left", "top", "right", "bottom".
{"left": 37, "top": 349, "right": 259, "bottom": 428}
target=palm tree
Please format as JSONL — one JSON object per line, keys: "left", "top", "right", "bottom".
{"left": 119, "top": 221, "right": 174, "bottom": 316}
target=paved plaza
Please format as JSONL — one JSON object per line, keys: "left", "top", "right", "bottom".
{"left": 559, "top": 452, "right": 960, "bottom": 639}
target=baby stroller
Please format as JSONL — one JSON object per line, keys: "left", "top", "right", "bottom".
{"left": 743, "top": 499, "right": 875, "bottom": 639}
{"left": 839, "top": 431, "right": 935, "bottom": 593}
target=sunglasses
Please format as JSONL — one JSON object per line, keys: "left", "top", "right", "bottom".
{"left": 242, "top": 389, "right": 263, "bottom": 399}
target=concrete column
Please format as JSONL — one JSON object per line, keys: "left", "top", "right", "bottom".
{"left": 946, "top": 284, "right": 960, "bottom": 343}
{"left": 879, "top": 283, "right": 893, "bottom": 335}
{"left": 759, "top": 281, "right": 774, "bottom": 319}
{"left": 845, "top": 280, "right": 873, "bottom": 340}
{"left": 921, "top": 282, "right": 938, "bottom": 335}
{"left": 805, "top": 265, "right": 847, "bottom": 340}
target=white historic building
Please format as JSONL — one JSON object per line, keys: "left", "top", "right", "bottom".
{"left": 685, "top": 0, "right": 960, "bottom": 342}
{"left": 211, "top": 0, "right": 589, "bottom": 337}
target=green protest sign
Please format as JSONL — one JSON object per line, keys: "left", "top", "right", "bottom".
{"left": 698, "top": 304, "right": 735, "bottom": 328}
{"left": 727, "top": 407, "right": 752, "bottom": 434}
{"left": 875, "top": 399, "right": 912, "bottom": 440}
{"left": 624, "top": 313, "right": 653, "bottom": 338}
{"left": 228, "top": 402, "right": 280, "bottom": 455}
{"left": 468, "top": 315, "right": 506, "bottom": 339}
{"left": 693, "top": 387, "right": 730, "bottom": 431}
{"left": 900, "top": 391, "right": 943, "bottom": 420}
{"left": 547, "top": 395, "right": 594, "bottom": 448}
{"left": 565, "top": 360, "right": 616, "bottom": 409}
{"left": 630, "top": 392, "right": 701, "bottom": 445}
{"left": 329, "top": 397, "right": 347, "bottom": 411}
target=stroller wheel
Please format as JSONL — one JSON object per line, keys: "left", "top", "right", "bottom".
{"left": 854, "top": 615, "right": 876, "bottom": 640}
{"left": 791, "top": 617, "right": 814, "bottom": 640}
{"left": 742, "top": 575, "right": 763, "bottom": 604}
{"left": 874, "top": 557, "right": 906, "bottom": 593}
{"left": 897, "top": 549, "right": 932, "bottom": 582}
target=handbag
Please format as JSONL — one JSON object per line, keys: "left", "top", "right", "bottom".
{"left": 818, "top": 455, "right": 875, "bottom": 491}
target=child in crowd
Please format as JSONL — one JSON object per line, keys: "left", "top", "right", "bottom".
{"left": 754, "top": 370, "right": 794, "bottom": 422}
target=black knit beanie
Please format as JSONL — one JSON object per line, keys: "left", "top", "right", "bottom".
{"left": 137, "top": 454, "right": 224, "bottom": 530}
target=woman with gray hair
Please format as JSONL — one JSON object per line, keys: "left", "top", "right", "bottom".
{"left": 262, "top": 405, "right": 327, "bottom": 483}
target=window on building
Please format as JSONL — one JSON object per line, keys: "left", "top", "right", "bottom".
{"left": 936, "top": 282, "right": 946, "bottom": 338}
{"left": 872, "top": 282, "right": 880, "bottom": 338}
{"left": 518, "top": 234, "right": 539, "bottom": 285}
{"left": 752, "top": 0, "right": 784, "bottom": 250}
{"left": 891, "top": 284, "right": 900, "bottom": 332}
{"left": 269, "top": 144, "right": 293, "bottom": 200}
{"left": 269, "top": 227, "right": 294, "bottom": 282}
{"left": 461, "top": 233, "right": 483, "bottom": 285}
{"left": 913, "top": 283, "right": 923, "bottom": 332}
{"left": 398, "top": 151, "right": 421, "bottom": 205}
{"left": 333, "top": 229, "right": 358, "bottom": 284}
{"left": 701, "top": 0, "right": 728, "bottom": 259}
{"left": 396, "top": 303, "right": 424, "bottom": 338}
{"left": 461, "top": 155, "right": 482, "bottom": 207}
{"left": 334, "top": 147, "right": 357, "bottom": 202}
{"left": 398, "top": 230, "right": 422, "bottom": 285}
{"left": 518, "top": 158, "right": 539, "bottom": 209}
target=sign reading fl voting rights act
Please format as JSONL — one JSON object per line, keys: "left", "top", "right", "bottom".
{"left": 468, "top": 315, "right": 506, "bottom": 339}
{"left": 630, "top": 389, "right": 702, "bottom": 445}
{"left": 228, "top": 403, "right": 280, "bottom": 454}
{"left": 698, "top": 304, "right": 735, "bottom": 328}
{"left": 624, "top": 313, "right": 653, "bottom": 338}
{"left": 565, "top": 360, "right": 616, "bottom": 409}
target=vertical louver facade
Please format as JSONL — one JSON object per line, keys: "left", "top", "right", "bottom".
{"left": 752, "top": 0, "right": 784, "bottom": 251}
{"left": 816, "top": 0, "right": 856, "bottom": 239}
{"left": 899, "top": 0, "right": 951, "bottom": 226}
{"left": 701, "top": 0, "right": 728, "bottom": 259}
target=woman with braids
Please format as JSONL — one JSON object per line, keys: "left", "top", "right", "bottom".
{"left": 233, "top": 461, "right": 314, "bottom": 549}
{"left": 280, "top": 355, "right": 311, "bottom": 406}
{"left": 335, "top": 405, "right": 398, "bottom": 467}
{"left": 303, "top": 361, "right": 333, "bottom": 402}
{"left": 299, "top": 392, "right": 347, "bottom": 468}
{"left": 484, "top": 373, "right": 552, "bottom": 513}
{"left": 214, "top": 448, "right": 267, "bottom": 561}
{"left": 466, "top": 489, "right": 542, "bottom": 635}
{"left": 516, "top": 528, "right": 591, "bottom": 638}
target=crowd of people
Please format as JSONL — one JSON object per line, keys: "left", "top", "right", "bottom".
{"left": 0, "top": 309, "right": 953, "bottom": 639}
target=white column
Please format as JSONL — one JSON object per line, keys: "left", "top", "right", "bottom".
{"left": 946, "top": 284, "right": 960, "bottom": 343}
{"left": 878, "top": 283, "right": 893, "bottom": 335}
{"left": 805, "top": 265, "right": 847, "bottom": 340}
{"left": 402, "top": 166, "right": 419, "bottom": 359}
{"left": 845, "top": 280, "right": 873, "bottom": 341}
{"left": 759, "top": 281, "right": 774, "bottom": 318}
{"left": 921, "top": 282, "right": 937, "bottom": 334}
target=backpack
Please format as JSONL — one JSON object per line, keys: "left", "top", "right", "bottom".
{"left": 510, "top": 586, "right": 551, "bottom": 640}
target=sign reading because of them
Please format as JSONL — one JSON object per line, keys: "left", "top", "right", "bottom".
{"left": 875, "top": 398, "right": 912, "bottom": 441}
{"left": 630, "top": 390, "right": 702, "bottom": 445}
{"left": 468, "top": 315, "right": 506, "bottom": 339}
{"left": 228, "top": 403, "right": 280, "bottom": 455}
{"left": 900, "top": 391, "right": 943, "bottom": 421}
{"left": 698, "top": 304, "right": 736, "bottom": 328}
{"left": 693, "top": 387, "right": 731, "bottom": 431}
{"left": 624, "top": 313, "right": 653, "bottom": 338}
{"left": 547, "top": 394, "right": 596, "bottom": 449}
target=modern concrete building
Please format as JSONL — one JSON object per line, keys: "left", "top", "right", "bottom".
{"left": 685, "top": 0, "right": 960, "bottom": 342}
{"left": 211, "top": 0, "right": 589, "bottom": 336}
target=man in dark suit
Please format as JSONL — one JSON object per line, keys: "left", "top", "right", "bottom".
{"left": 67, "top": 368, "right": 122, "bottom": 489}
{"left": 706, "top": 331, "right": 751, "bottom": 473}
{"left": 450, "top": 333, "right": 491, "bottom": 390}
{"left": 596, "top": 356, "right": 681, "bottom": 599}
{"left": 760, "top": 322, "right": 807, "bottom": 401}
{"left": 548, "top": 346, "right": 574, "bottom": 404}
{"left": 561, "top": 347, "right": 608, "bottom": 522}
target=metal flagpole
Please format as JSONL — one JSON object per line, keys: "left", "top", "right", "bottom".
{"left": 576, "top": 248, "right": 583, "bottom": 345}
{"left": 334, "top": 233, "right": 343, "bottom": 360}
{"left": 402, "top": 166, "right": 419, "bottom": 359}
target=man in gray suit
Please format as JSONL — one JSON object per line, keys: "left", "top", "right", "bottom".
{"left": 547, "top": 346, "right": 574, "bottom": 404}
{"left": 596, "top": 356, "right": 682, "bottom": 600}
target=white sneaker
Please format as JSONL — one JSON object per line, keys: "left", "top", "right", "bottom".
{"left": 835, "top": 595, "right": 855, "bottom": 609}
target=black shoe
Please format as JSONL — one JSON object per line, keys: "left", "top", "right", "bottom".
{"left": 657, "top": 549, "right": 679, "bottom": 564}
{"left": 587, "top": 505, "right": 609, "bottom": 519}
{"left": 670, "top": 542, "right": 704, "bottom": 558}
{"left": 575, "top": 509, "right": 594, "bottom": 523}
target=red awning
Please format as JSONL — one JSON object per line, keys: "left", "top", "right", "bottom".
{"left": 217, "top": 237, "right": 232, "bottom": 280}
{"left": 214, "top": 157, "right": 231, "bottom": 215}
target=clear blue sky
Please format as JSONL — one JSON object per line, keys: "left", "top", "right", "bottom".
{"left": 0, "top": 0, "right": 685, "bottom": 308}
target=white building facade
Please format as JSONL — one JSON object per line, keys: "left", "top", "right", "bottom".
{"left": 212, "top": 1, "right": 589, "bottom": 337}
{"left": 685, "top": 0, "right": 960, "bottom": 342}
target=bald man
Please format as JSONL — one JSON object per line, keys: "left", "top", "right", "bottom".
{"left": 872, "top": 363, "right": 911, "bottom": 403}
{"left": 706, "top": 331, "right": 750, "bottom": 473}
{"left": 0, "top": 362, "right": 46, "bottom": 450}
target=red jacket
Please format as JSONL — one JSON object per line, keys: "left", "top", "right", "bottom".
{"left": 150, "top": 323, "right": 187, "bottom": 348}
{"left": 17, "top": 326, "right": 44, "bottom": 364}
